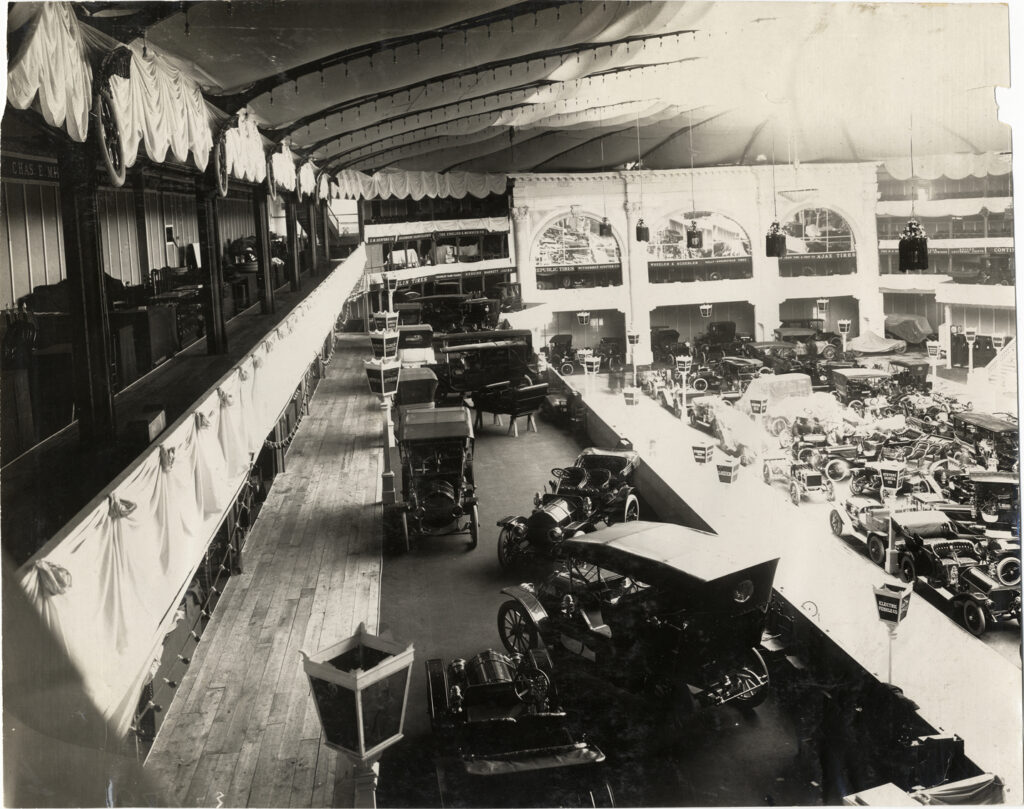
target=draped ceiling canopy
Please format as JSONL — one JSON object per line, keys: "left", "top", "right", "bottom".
{"left": 73, "top": 1, "right": 1011, "bottom": 176}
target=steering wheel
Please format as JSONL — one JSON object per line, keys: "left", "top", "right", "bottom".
{"left": 513, "top": 667, "right": 550, "bottom": 705}
{"left": 551, "top": 467, "right": 589, "bottom": 486}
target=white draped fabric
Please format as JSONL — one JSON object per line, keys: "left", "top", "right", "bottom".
{"left": 876, "top": 197, "right": 1013, "bottom": 218}
{"left": 271, "top": 142, "right": 298, "bottom": 193}
{"left": 883, "top": 152, "right": 1012, "bottom": 181}
{"left": 224, "top": 108, "right": 268, "bottom": 183}
{"left": 6, "top": 2, "right": 92, "bottom": 143}
{"left": 298, "top": 161, "right": 318, "bottom": 198}
{"left": 105, "top": 41, "right": 214, "bottom": 170}
{"left": 332, "top": 168, "right": 507, "bottom": 200}
{"left": 15, "top": 247, "right": 366, "bottom": 736}
{"left": 363, "top": 217, "right": 509, "bottom": 241}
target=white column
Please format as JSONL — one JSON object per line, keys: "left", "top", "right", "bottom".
{"left": 622, "top": 195, "right": 653, "bottom": 365}
{"left": 510, "top": 205, "right": 534, "bottom": 298}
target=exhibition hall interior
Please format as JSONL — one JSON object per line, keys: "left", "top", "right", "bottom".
{"left": 1, "top": 1, "right": 1021, "bottom": 807}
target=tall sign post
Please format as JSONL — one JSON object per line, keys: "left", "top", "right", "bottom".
{"left": 873, "top": 582, "right": 913, "bottom": 684}
{"left": 925, "top": 340, "right": 941, "bottom": 388}
{"left": 964, "top": 326, "right": 977, "bottom": 377}
{"left": 877, "top": 461, "right": 905, "bottom": 575}
{"left": 837, "top": 318, "right": 852, "bottom": 355}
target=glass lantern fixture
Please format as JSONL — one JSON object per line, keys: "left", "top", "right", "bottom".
{"left": 364, "top": 358, "right": 401, "bottom": 398}
{"left": 686, "top": 220, "right": 703, "bottom": 249}
{"left": 627, "top": 330, "right": 640, "bottom": 346}
{"left": 576, "top": 310, "right": 591, "bottom": 326}
{"left": 300, "top": 623, "right": 414, "bottom": 764}
{"left": 816, "top": 297, "right": 830, "bottom": 313}
{"left": 598, "top": 217, "right": 613, "bottom": 237}
{"left": 369, "top": 328, "right": 400, "bottom": 360}
{"left": 837, "top": 318, "right": 852, "bottom": 335}
{"left": 635, "top": 219, "right": 650, "bottom": 242}
{"left": 765, "top": 221, "right": 787, "bottom": 258}
{"left": 898, "top": 219, "right": 928, "bottom": 272}
{"left": 699, "top": 303, "right": 713, "bottom": 318}
{"left": 372, "top": 311, "right": 400, "bottom": 332}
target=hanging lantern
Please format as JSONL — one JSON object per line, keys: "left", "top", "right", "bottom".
{"left": 627, "top": 329, "right": 640, "bottom": 346}
{"left": 598, "top": 217, "right": 613, "bottom": 237}
{"left": 816, "top": 297, "right": 830, "bottom": 313}
{"left": 576, "top": 310, "right": 591, "bottom": 326}
{"left": 765, "top": 221, "right": 787, "bottom": 257}
{"left": 686, "top": 220, "right": 703, "bottom": 249}
{"left": 635, "top": 218, "right": 650, "bottom": 242}
{"left": 898, "top": 219, "right": 928, "bottom": 271}
{"left": 364, "top": 358, "right": 401, "bottom": 399}
{"left": 699, "top": 303, "right": 713, "bottom": 318}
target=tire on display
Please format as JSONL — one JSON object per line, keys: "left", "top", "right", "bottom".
{"left": 497, "top": 525, "right": 528, "bottom": 569}
{"left": 498, "top": 601, "right": 539, "bottom": 654}
{"left": 961, "top": 599, "right": 988, "bottom": 637}
{"left": 829, "top": 510, "right": 845, "bottom": 537}
{"left": 623, "top": 493, "right": 640, "bottom": 523}
{"left": 94, "top": 86, "right": 127, "bottom": 188}
{"left": 731, "top": 648, "right": 770, "bottom": 709}
{"left": 825, "top": 458, "right": 850, "bottom": 482}
{"left": 996, "top": 557, "right": 1022, "bottom": 587}
{"left": 898, "top": 554, "right": 916, "bottom": 584}
{"left": 468, "top": 504, "right": 479, "bottom": 549}
{"left": 867, "top": 535, "right": 886, "bottom": 567}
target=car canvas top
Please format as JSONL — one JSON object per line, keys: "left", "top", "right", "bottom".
{"left": 969, "top": 471, "right": 1020, "bottom": 484}
{"left": 398, "top": 406, "right": 474, "bottom": 441}
{"left": 561, "top": 521, "right": 778, "bottom": 587}
{"left": 890, "top": 510, "right": 953, "bottom": 530}
{"left": 831, "top": 368, "right": 891, "bottom": 380}
{"left": 952, "top": 412, "right": 1018, "bottom": 433}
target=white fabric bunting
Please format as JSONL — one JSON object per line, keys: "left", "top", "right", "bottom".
{"left": 224, "top": 108, "right": 268, "bottom": 183}
{"left": 883, "top": 152, "right": 1011, "bottom": 181}
{"left": 332, "top": 168, "right": 507, "bottom": 200}
{"left": 15, "top": 247, "right": 366, "bottom": 736}
{"left": 270, "top": 141, "right": 298, "bottom": 193}
{"left": 298, "top": 161, "right": 318, "bottom": 198}
{"left": 6, "top": 2, "right": 92, "bottom": 143}
{"left": 106, "top": 41, "right": 215, "bottom": 170}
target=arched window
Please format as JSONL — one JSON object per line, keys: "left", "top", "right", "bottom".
{"left": 778, "top": 207, "right": 856, "bottom": 276}
{"left": 647, "top": 211, "right": 752, "bottom": 283}
{"left": 533, "top": 212, "right": 622, "bottom": 289}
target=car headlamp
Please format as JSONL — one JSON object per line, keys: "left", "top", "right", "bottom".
{"left": 549, "top": 526, "right": 564, "bottom": 541}
{"left": 582, "top": 497, "right": 593, "bottom": 513}
{"left": 948, "top": 566, "right": 958, "bottom": 586}
{"left": 514, "top": 522, "right": 527, "bottom": 537}
{"left": 533, "top": 491, "right": 542, "bottom": 508}
{"left": 733, "top": 579, "right": 754, "bottom": 603}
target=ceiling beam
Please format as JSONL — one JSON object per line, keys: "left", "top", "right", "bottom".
{"left": 440, "top": 130, "right": 558, "bottom": 173}
{"left": 637, "top": 108, "right": 729, "bottom": 168}
{"left": 737, "top": 118, "right": 771, "bottom": 166}
{"left": 211, "top": 0, "right": 577, "bottom": 113}
{"left": 74, "top": 2, "right": 195, "bottom": 45}
{"left": 277, "top": 31, "right": 699, "bottom": 149}
{"left": 528, "top": 124, "right": 637, "bottom": 171}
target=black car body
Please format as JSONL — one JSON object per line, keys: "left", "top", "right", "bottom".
{"left": 425, "top": 648, "right": 612, "bottom": 807}
{"left": 888, "top": 357, "right": 933, "bottom": 395}
{"left": 433, "top": 330, "right": 535, "bottom": 396}
{"left": 831, "top": 367, "right": 894, "bottom": 410}
{"left": 743, "top": 342, "right": 801, "bottom": 374}
{"left": 497, "top": 521, "right": 779, "bottom": 723}
{"left": 773, "top": 318, "right": 843, "bottom": 353}
{"left": 949, "top": 412, "right": 1019, "bottom": 473}
{"left": 650, "top": 327, "right": 682, "bottom": 363}
{"left": 693, "top": 321, "right": 752, "bottom": 361}
{"left": 931, "top": 470, "right": 1020, "bottom": 536}
{"left": 496, "top": 448, "right": 640, "bottom": 570}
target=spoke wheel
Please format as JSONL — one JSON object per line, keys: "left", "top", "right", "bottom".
{"left": 850, "top": 475, "right": 866, "bottom": 495}
{"left": 732, "top": 648, "right": 770, "bottom": 709}
{"left": 829, "top": 510, "right": 845, "bottom": 537}
{"left": 693, "top": 377, "right": 709, "bottom": 392}
{"left": 961, "top": 599, "right": 988, "bottom": 637}
{"left": 560, "top": 362, "right": 575, "bottom": 376}
{"left": 898, "top": 554, "right": 916, "bottom": 584}
{"left": 623, "top": 493, "right": 640, "bottom": 523}
{"left": 789, "top": 482, "right": 802, "bottom": 506}
{"left": 825, "top": 458, "right": 850, "bottom": 482}
{"left": 498, "top": 601, "right": 539, "bottom": 654}
{"left": 468, "top": 504, "right": 479, "bottom": 549}
{"left": 997, "top": 557, "right": 1021, "bottom": 587}
{"left": 94, "top": 87, "right": 126, "bottom": 187}
{"left": 867, "top": 535, "right": 886, "bottom": 566}
{"left": 497, "top": 525, "right": 529, "bottom": 569}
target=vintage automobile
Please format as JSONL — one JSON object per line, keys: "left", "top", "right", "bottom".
{"left": 433, "top": 330, "right": 535, "bottom": 398}
{"left": 742, "top": 341, "right": 801, "bottom": 374}
{"left": 773, "top": 318, "right": 843, "bottom": 359}
{"left": 849, "top": 461, "right": 933, "bottom": 501}
{"left": 385, "top": 407, "right": 479, "bottom": 552}
{"left": 548, "top": 334, "right": 576, "bottom": 375}
{"left": 790, "top": 433, "right": 862, "bottom": 482}
{"left": 650, "top": 326, "right": 682, "bottom": 364}
{"left": 930, "top": 469, "right": 1021, "bottom": 536}
{"left": 487, "top": 281, "right": 523, "bottom": 312}
{"left": 392, "top": 366, "right": 438, "bottom": 432}
{"left": 496, "top": 447, "right": 641, "bottom": 570}
{"left": 716, "top": 356, "right": 765, "bottom": 395}
{"left": 461, "top": 297, "right": 502, "bottom": 332}
{"left": 888, "top": 357, "right": 933, "bottom": 395}
{"left": 762, "top": 456, "right": 836, "bottom": 505}
{"left": 497, "top": 521, "right": 779, "bottom": 724}
{"left": 594, "top": 337, "right": 626, "bottom": 372}
{"left": 419, "top": 293, "right": 472, "bottom": 333}
{"left": 693, "top": 320, "right": 752, "bottom": 362}
{"left": 687, "top": 396, "right": 733, "bottom": 434}
{"left": 829, "top": 496, "right": 892, "bottom": 564}
{"left": 949, "top": 411, "right": 1020, "bottom": 473}
{"left": 888, "top": 511, "right": 1022, "bottom": 636}
{"left": 425, "top": 648, "right": 613, "bottom": 807}
{"left": 831, "top": 367, "right": 894, "bottom": 412}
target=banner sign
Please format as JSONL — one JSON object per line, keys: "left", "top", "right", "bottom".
{"left": 536, "top": 263, "right": 620, "bottom": 274}
{"left": 778, "top": 251, "right": 856, "bottom": 263}
{"left": 2, "top": 154, "right": 60, "bottom": 182}
{"left": 874, "top": 582, "right": 912, "bottom": 626}
{"left": 367, "top": 228, "right": 491, "bottom": 244}
{"left": 648, "top": 256, "right": 752, "bottom": 269}
{"left": 878, "top": 464, "right": 905, "bottom": 491}
{"left": 880, "top": 245, "right": 1013, "bottom": 256}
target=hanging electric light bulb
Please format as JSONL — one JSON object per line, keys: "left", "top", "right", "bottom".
{"left": 634, "top": 111, "right": 649, "bottom": 242}
{"left": 899, "top": 113, "right": 928, "bottom": 272}
{"left": 765, "top": 118, "right": 786, "bottom": 258}
{"left": 686, "top": 108, "right": 703, "bottom": 250}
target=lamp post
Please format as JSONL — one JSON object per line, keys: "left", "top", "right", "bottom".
{"left": 385, "top": 271, "right": 399, "bottom": 313}
{"left": 816, "top": 297, "right": 829, "bottom": 320}
{"left": 872, "top": 582, "right": 912, "bottom": 684}
{"left": 627, "top": 327, "right": 640, "bottom": 387}
{"left": 964, "top": 327, "right": 977, "bottom": 377}
{"left": 926, "top": 339, "right": 941, "bottom": 389}
{"left": 301, "top": 623, "right": 415, "bottom": 808}
{"left": 365, "top": 356, "right": 401, "bottom": 502}
{"left": 838, "top": 318, "right": 852, "bottom": 355}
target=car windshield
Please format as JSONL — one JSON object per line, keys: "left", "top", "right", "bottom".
{"left": 577, "top": 454, "right": 630, "bottom": 476}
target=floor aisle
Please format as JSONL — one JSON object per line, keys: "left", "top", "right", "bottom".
{"left": 144, "top": 334, "right": 383, "bottom": 808}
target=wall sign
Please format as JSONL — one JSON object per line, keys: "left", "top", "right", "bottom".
{"left": 1, "top": 155, "right": 60, "bottom": 182}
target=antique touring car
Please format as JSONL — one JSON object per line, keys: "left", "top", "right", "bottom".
{"left": 496, "top": 447, "right": 641, "bottom": 570}
{"left": 496, "top": 521, "right": 779, "bottom": 725}
{"left": 426, "top": 648, "right": 613, "bottom": 807}
{"left": 384, "top": 407, "right": 478, "bottom": 552}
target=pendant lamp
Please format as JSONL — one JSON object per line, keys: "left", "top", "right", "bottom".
{"left": 686, "top": 110, "right": 703, "bottom": 250}
{"left": 765, "top": 120, "right": 786, "bottom": 257}
{"left": 598, "top": 113, "right": 613, "bottom": 238}
{"left": 899, "top": 114, "right": 928, "bottom": 271}
{"left": 634, "top": 111, "right": 648, "bottom": 242}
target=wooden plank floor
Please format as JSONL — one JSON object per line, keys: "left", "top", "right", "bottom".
{"left": 144, "top": 334, "right": 383, "bottom": 808}
{"left": 2, "top": 266, "right": 344, "bottom": 567}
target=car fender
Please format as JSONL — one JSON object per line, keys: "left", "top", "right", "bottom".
{"left": 496, "top": 515, "right": 526, "bottom": 528}
{"left": 501, "top": 585, "right": 549, "bottom": 627}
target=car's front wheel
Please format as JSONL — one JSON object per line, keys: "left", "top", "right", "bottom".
{"left": 467, "top": 504, "right": 479, "bottom": 550}
{"left": 731, "top": 648, "right": 770, "bottom": 709}
{"left": 498, "top": 601, "right": 539, "bottom": 654}
{"left": 898, "top": 554, "right": 917, "bottom": 584}
{"left": 961, "top": 599, "right": 989, "bottom": 637}
{"left": 825, "top": 458, "right": 850, "bottom": 482}
{"left": 789, "top": 482, "right": 802, "bottom": 506}
{"left": 997, "top": 556, "right": 1022, "bottom": 587}
{"left": 829, "top": 510, "right": 845, "bottom": 537}
{"left": 867, "top": 535, "right": 887, "bottom": 567}
{"left": 623, "top": 493, "right": 640, "bottom": 523}
{"left": 497, "top": 525, "right": 529, "bottom": 569}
